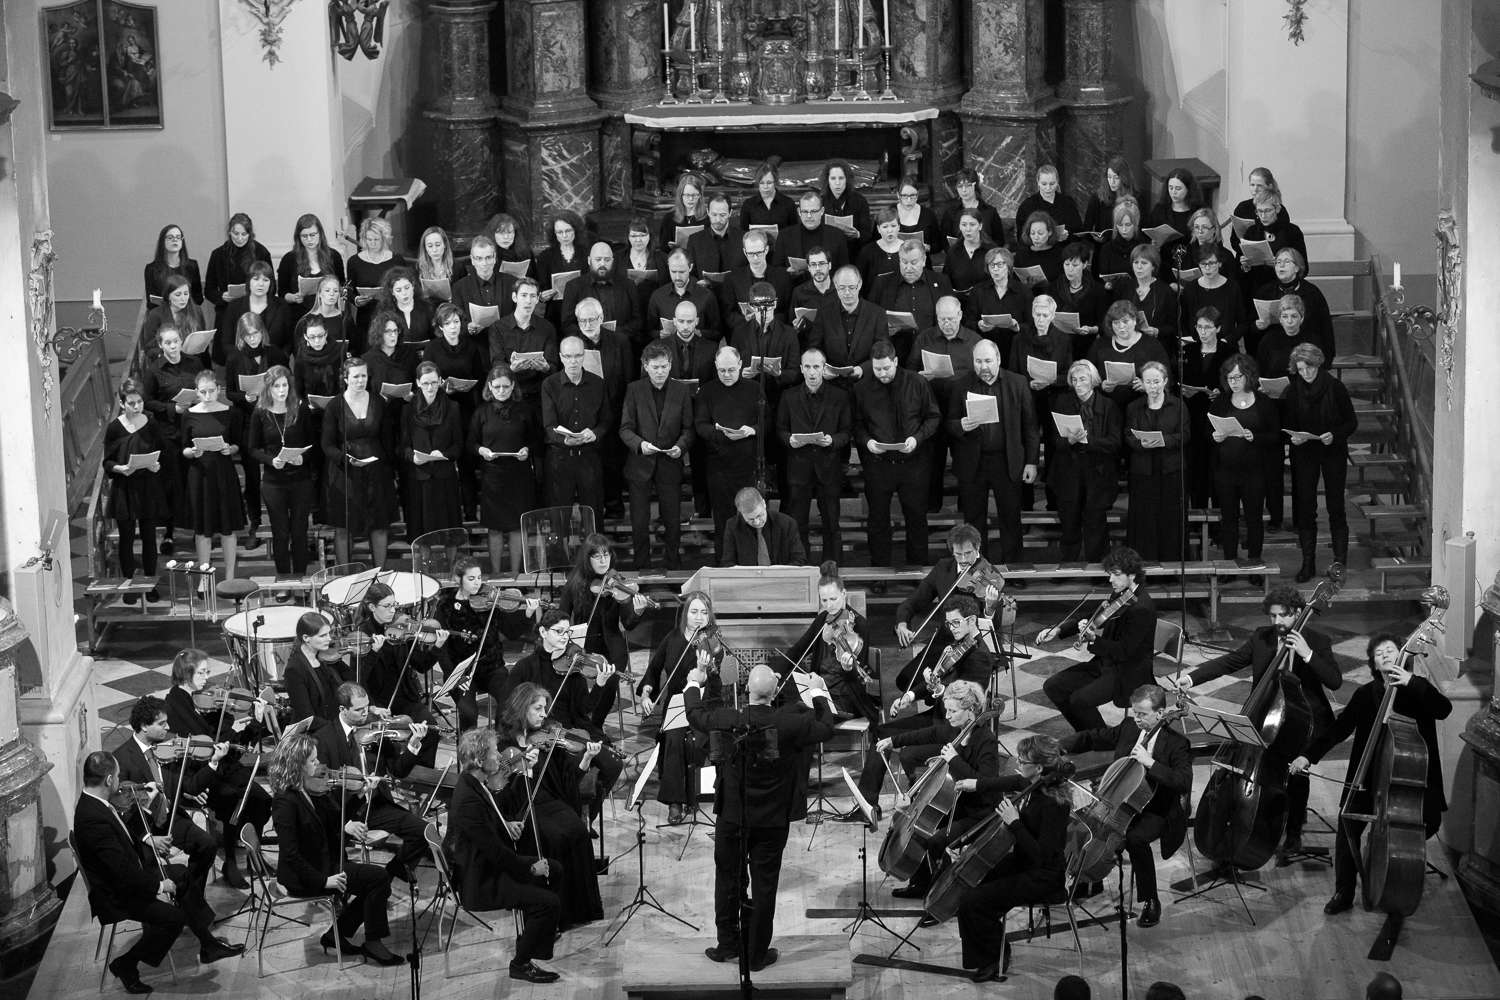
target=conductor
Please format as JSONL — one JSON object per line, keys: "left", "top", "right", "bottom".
{"left": 684, "top": 663, "right": 837, "bottom": 972}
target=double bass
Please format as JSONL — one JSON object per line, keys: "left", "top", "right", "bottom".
{"left": 1342, "top": 588, "right": 1449, "bottom": 917}
{"left": 1192, "top": 565, "right": 1344, "bottom": 871}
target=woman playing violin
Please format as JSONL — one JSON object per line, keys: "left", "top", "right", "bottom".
{"left": 497, "top": 683, "right": 604, "bottom": 930}
{"left": 637, "top": 590, "right": 724, "bottom": 825}
{"left": 442, "top": 727, "right": 562, "bottom": 984}
{"left": 955, "top": 734, "right": 1074, "bottom": 983}
{"left": 558, "top": 534, "right": 651, "bottom": 721}
{"left": 357, "top": 581, "right": 445, "bottom": 765}
{"left": 268, "top": 733, "right": 402, "bottom": 966}
{"left": 434, "top": 557, "right": 544, "bottom": 730}
{"left": 163, "top": 648, "right": 272, "bottom": 888}
{"left": 781, "top": 562, "right": 878, "bottom": 724}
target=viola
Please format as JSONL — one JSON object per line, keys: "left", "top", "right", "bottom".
{"left": 1074, "top": 704, "right": 1187, "bottom": 881}
{"left": 1073, "top": 582, "right": 1139, "bottom": 650}
{"left": 928, "top": 632, "right": 980, "bottom": 697}
{"left": 593, "top": 570, "right": 662, "bottom": 610}
{"left": 469, "top": 586, "right": 553, "bottom": 614}
{"left": 825, "top": 609, "right": 875, "bottom": 686}
{"left": 526, "top": 723, "right": 625, "bottom": 760}
{"left": 692, "top": 625, "right": 727, "bottom": 659}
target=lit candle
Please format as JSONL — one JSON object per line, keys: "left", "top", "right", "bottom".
{"left": 834, "top": 0, "right": 840, "bottom": 51}
{"left": 689, "top": 0, "right": 696, "bottom": 50}
{"left": 716, "top": 0, "right": 723, "bottom": 51}
{"left": 1393, "top": 262, "right": 1402, "bottom": 289}
{"left": 92, "top": 288, "right": 102, "bottom": 310}
{"left": 663, "top": 0, "right": 670, "bottom": 51}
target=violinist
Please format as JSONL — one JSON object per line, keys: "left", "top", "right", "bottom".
{"left": 73, "top": 751, "right": 244, "bottom": 995}
{"left": 684, "top": 663, "right": 837, "bottom": 972}
{"left": 268, "top": 733, "right": 402, "bottom": 966}
{"left": 504, "top": 608, "right": 623, "bottom": 824}
{"left": 163, "top": 649, "right": 272, "bottom": 888}
{"left": 1060, "top": 684, "right": 1192, "bottom": 929}
{"left": 780, "top": 562, "right": 879, "bottom": 725}
{"left": 435, "top": 557, "right": 541, "bottom": 730}
{"left": 112, "top": 696, "right": 221, "bottom": 888}
{"left": 357, "top": 581, "right": 446, "bottom": 765}
{"left": 284, "top": 611, "right": 352, "bottom": 727}
{"left": 1040, "top": 545, "right": 1158, "bottom": 733}
{"left": 955, "top": 735, "right": 1075, "bottom": 983}
{"left": 558, "top": 534, "right": 652, "bottom": 719}
{"left": 877, "top": 680, "right": 1002, "bottom": 902}
{"left": 442, "top": 727, "right": 562, "bottom": 983}
{"left": 851, "top": 595, "right": 994, "bottom": 823}
{"left": 1175, "top": 586, "right": 1342, "bottom": 865}
{"left": 497, "top": 683, "right": 605, "bottom": 929}
{"left": 1292, "top": 631, "right": 1451, "bottom": 915}
{"left": 637, "top": 591, "right": 725, "bottom": 824}
{"left": 309, "top": 682, "right": 431, "bottom": 887}
{"left": 894, "top": 523, "right": 1017, "bottom": 651}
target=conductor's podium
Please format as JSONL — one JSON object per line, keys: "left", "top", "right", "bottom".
{"left": 622, "top": 934, "right": 853, "bottom": 999}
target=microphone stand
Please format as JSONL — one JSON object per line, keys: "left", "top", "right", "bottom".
{"left": 247, "top": 612, "right": 266, "bottom": 689}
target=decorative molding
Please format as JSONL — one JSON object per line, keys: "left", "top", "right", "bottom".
{"left": 27, "top": 232, "right": 57, "bottom": 421}
{"left": 1435, "top": 211, "right": 1462, "bottom": 411}
{"left": 239, "top": 0, "right": 301, "bottom": 65}
{"left": 1283, "top": 0, "right": 1308, "bottom": 45}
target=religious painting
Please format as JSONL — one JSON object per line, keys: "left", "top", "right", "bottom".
{"left": 42, "top": 0, "right": 162, "bottom": 131}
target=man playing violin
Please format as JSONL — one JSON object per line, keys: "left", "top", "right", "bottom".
{"left": 1041, "top": 545, "right": 1158, "bottom": 733}
{"left": 436, "top": 557, "right": 545, "bottom": 730}
{"left": 779, "top": 561, "right": 879, "bottom": 725}
{"left": 1173, "top": 585, "right": 1343, "bottom": 865}
{"left": 73, "top": 751, "right": 244, "bottom": 995}
{"left": 848, "top": 594, "right": 994, "bottom": 824}
{"left": 285, "top": 611, "right": 352, "bottom": 727}
{"left": 1061, "top": 683, "right": 1192, "bottom": 929}
{"left": 1291, "top": 630, "right": 1452, "bottom": 916}
{"left": 504, "top": 608, "right": 624, "bottom": 827}
{"left": 310, "top": 681, "right": 432, "bottom": 886}
{"left": 894, "top": 523, "right": 1018, "bottom": 652}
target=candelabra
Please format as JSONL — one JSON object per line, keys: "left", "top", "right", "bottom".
{"left": 659, "top": 47, "right": 680, "bottom": 105}
{"left": 851, "top": 45, "right": 872, "bottom": 102}
{"left": 710, "top": 47, "right": 730, "bottom": 103}
{"left": 1380, "top": 282, "right": 1437, "bottom": 345}
{"left": 878, "top": 43, "right": 898, "bottom": 101}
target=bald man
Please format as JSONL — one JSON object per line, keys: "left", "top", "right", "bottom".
{"left": 561, "top": 241, "right": 640, "bottom": 346}
{"left": 694, "top": 345, "right": 766, "bottom": 561}
{"left": 684, "top": 662, "right": 837, "bottom": 972}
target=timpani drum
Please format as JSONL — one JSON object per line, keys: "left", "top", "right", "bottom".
{"left": 318, "top": 570, "right": 440, "bottom": 627}
{"left": 223, "top": 606, "right": 320, "bottom": 688}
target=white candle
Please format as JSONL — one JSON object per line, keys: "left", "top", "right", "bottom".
{"left": 716, "top": 0, "right": 723, "bottom": 51}
{"left": 857, "top": 0, "right": 864, "bottom": 46}
{"left": 1393, "top": 262, "right": 1402, "bottom": 289}
{"left": 883, "top": 0, "right": 891, "bottom": 45}
{"left": 834, "top": 0, "right": 841, "bottom": 51}
{"left": 689, "top": 0, "right": 696, "bottom": 50}
{"left": 663, "top": 0, "right": 670, "bottom": 51}
{"left": 92, "top": 288, "right": 102, "bottom": 309}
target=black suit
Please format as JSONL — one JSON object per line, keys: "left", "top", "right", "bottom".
{"left": 443, "top": 772, "right": 560, "bottom": 965}
{"left": 1062, "top": 719, "right": 1191, "bottom": 902}
{"left": 685, "top": 684, "right": 836, "bottom": 964}
{"left": 1043, "top": 587, "right": 1159, "bottom": 732}
{"left": 112, "top": 736, "right": 217, "bottom": 882}
{"left": 809, "top": 300, "right": 890, "bottom": 385}
{"left": 620, "top": 376, "right": 696, "bottom": 568}
{"left": 945, "top": 369, "right": 1041, "bottom": 562}
{"left": 271, "top": 788, "right": 392, "bottom": 940}
{"left": 721, "top": 265, "right": 793, "bottom": 324}
{"left": 721, "top": 510, "right": 807, "bottom": 567}
{"left": 851, "top": 368, "right": 941, "bottom": 566}
{"left": 310, "top": 720, "right": 429, "bottom": 877}
{"left": 284, "top": 647, "right": 349, "bottom": 729}
{"left": 776, "top": 382, "right": 851, "bottom": 559}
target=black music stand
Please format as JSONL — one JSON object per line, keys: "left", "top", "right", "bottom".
{"left": 605, "top": 746, "right": 699, "bottom": 945}
{"left": 819, "top": 769, "right": 918, "bottom": 949}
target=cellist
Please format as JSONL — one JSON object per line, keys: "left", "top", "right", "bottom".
{"left": 1290, "top": 631, "right": 1452, "bottom": 916}
{"left": 847, "top": 594, "right": 993, "bottom": 825}
{"left": 1040, "top": 545, "right": 1157, "bottom": 732}
{"left": 1174, "top": 585, "right": 1342, "bottom": 865}
{"left": 1060, "top": 684, "right": 1191, "bottom": 929}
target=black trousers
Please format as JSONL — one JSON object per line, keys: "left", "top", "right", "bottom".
{"left": 366, "top": 797, "right": 430, "bottom": 876}
{"left": 1054, "top": 474, "right": 1112, "bottom": 562}
{"left": 958, "top": 459, "right": 1023, "bottom": 563}
{"left": 855, "top": 710, "right": 942, "bottom": 806}
{"left": 261, "top": 478, "right": 314, "bottom": 574}
{"left": 1261, "top": 441, "right": 1286, "bottom": 526}
{"left": 1333, "top": 816, "right": 1364, "bottom": 896}
{"left": 117, "top": 859, "right": 217, "bottom": 968}
{"left": 957, "top": 870, "right": 1061, "bottom": 969}
{"left": 503, "top": 871, "right": 561, "bottom": 965}
{"left": 116, "top": 518, "right": 159, "bottom": 579}
{"left": 713, "top": 821, "right": 790, "bottom": 963}
{"left": 332, "top": 860, "right": 393, "bottom": 940}
{"left": 782, "top": 477, "right": 841, "bottom": 562}
{"left": 1124, "top": 810, "right": 1167, "bottom": 902}
{"left": 546, "top": 448, "right": 603, "bottom": 525}
{"left": 628, "top": 462, "right": 684, "bottom": 569}
{"left": 452, "top": 659, "right": 508, "bottom": 732}
{"left": 1043, "top": 659, "right": 1115, "bottom": 732}
{"left": 1290, "top": 442, "right": 1349, "bottom": 560}
{"left": 206, "top": 762, "right": 272, "bottom": 860}
{"left": 1214, "top": 464, "right": 1266, "bottom": 560}
{"left": 240, "top": 452, "right": 262, "bottom": 529}
{"left": 1284, "top": 770, "right": 1311, "bottom": 839}
{"left": 864, "top": 457, "right": 930, "bottom": 566}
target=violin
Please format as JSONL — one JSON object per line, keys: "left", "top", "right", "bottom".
{"left": 927, "top": 633, "right": 980, "bottom": 698}
{"left": 351, "top": 715, "right": 418, "bottom": 746}
{"left": 526, "top": 722, "right": 625, "bottom": 760}
{"left": 305, "top": 764, "right": 385, "bottom": 795}
{"left": 824, "top": 609, "right": 875, "bottom": 685}
{"left": 957, "top": 560, "right": 1017, "bottom": 617}
{"left": 386, "top": 615, "right": 474, "bottom": 645}
{"left": 691, "top": 625, "right": 727, "bottom": 659}
{"left": 1073, "top": 581, "right": 1139, "bottom": 650}
{"left": 320, "top": 630, "right": 377, "bottom": 660}
{"left": 109, "top": 779, "right": 168, "bottom": 823}
{"left": 593, "top": 570, "right": 662, "bottom": 610}
{"left": 191, "top": 685, "right": 262, "bottom": 718}
{"left": 484, "top": 746, "right": 532, "bottom": 791}
{"left": 553, "top": 643, "right": 611, "bottom": 681}
{"left": 147, "top": 734, "right": 250, "bottom": 762}
{"left": 469, "top": 585, "right": 553, "bottom": 614}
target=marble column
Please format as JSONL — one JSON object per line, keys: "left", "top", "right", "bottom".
{"left": 418, "top": 0, "right": 503, "bottom": 246}
{"left": 588, "top": 0, "right": 661, "bottom": 209}
{"left": 890, "top": 0, "right": 964, "bottom": 106}
{"left": 498, "top": 0, "right": 605, "bottom": 240}
{"left": 957, "top": 0, "right": 1060, "bottom": 223}
{"left": 1057, "top": 0, "right": 1131, "bottom": 209}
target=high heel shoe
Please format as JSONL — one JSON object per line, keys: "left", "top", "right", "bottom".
{"left": 319, "top": 930, "right": 361, "bottom": 957}
{"left": 361, "top": 939, "right": 404, "bottom": 966}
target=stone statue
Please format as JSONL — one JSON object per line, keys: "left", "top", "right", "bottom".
{"left": 688, "top": 149, "right": 883, "bottom": 189}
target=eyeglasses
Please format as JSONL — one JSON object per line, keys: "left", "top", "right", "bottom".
{"left": 744, "top": 249, "right": 767, "bottom": 257}
{"left": 545, "top": 625, "right": 572, "bottom": 636}
{"left": 899, "top": 192, "right": 919, "bottom": 200}
{"left": 376, "top": 600, "right": 399, "bottom": 610}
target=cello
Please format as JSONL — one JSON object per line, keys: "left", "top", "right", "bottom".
{"left": 1192, "top": 565, "right": 1343, "bottom": 871}
{"left": 1074, "top": 703, "right": 1187, "bottom": 881}
{"left": 1343, "top": 588, "right": 1449, "bottom": 918}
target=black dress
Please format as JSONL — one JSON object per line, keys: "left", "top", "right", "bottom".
{"left": 1124, "top": 395, "right": 1189, "bottom": 561}
{"left": 399, "top": 392, "right": 464, "bottom": 539}
{"left": 346, "top": 253, "right": 407, "bottom": 350}
{"left": 636, "top": 630, "right": 724, "bottom": 806}
{"left": 204, "top": 239, "right": 273, "bottom": 311}
{"left": 322, "top": 393, "right": 395, "bottom": 534}
{"left": 104, "top": 415, "right": 169, "bottom": 524}
{"left": 468, "top": 399, "right": 539, "bottom": 532}
{"left": 182, "top": 407, "right": 246, "bottom": 535}
{"left": 944, "top": 241, "right": 992, "bottom": 296}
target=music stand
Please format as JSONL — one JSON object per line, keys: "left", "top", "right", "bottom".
{"left": 604, "top": 746, "right": 698, "bottom": 945}
{"left": 520, "top": 505, "right": 596, "bottom": 577}
{"left": 806, "top": 769, "right": 920, "bottom": 946}
{"left": 650, "top": 695, "right": 716, "bottom": 858}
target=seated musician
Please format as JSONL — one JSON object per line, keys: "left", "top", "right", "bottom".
{"left": 505, "top": 607, "right": 624, "bottom": 824}
{"left": 955, "top": 735, "right": 1075, "bottom": 983}
{"left": 1291, "top": 628, "right": 1452, "bottom": 915}
{"left": 637, "top": 590, "right": 725, "bottom": 824}
{"left": 1061, "top": 683, "right": 1191, "bottom": 929}
{"left": 497, "top": 683, "right": 606, "bottom": 929}
{"left": 1040, "top": 545, "right": 1158, "bottom": 732}
{"left": 268, "top": 733, "right": 401, "bottom": 966}
{"left": 310, "top": 681, "right": 431, "bottom": 886}
{"left": 284, "top": 611, "right": 350, "bottom": 728}
{"left": 894, "top": 523, "right": 1017, "bottom": 651}
{"left": 444, "top": 727, "right": 562, "bottom": 984}
{"left": 163, "top": 648, "right": 272, "bottom": 889}
{"left": 877, "top": 680, "right": 1001, "bottom": 902}
{"left": 778, "top": 561, "right": 879, "bottom": 725}
{"left": 74, "top": 751, "right": 243, "bottom": 995}
{"left": 558, "top": 534, "right": 652, "bottom": 724}
{"left": 434, "top": 557, "right": 542, "bottom": 730}
{"left": 1173, "top": 585, "right": 1343, "bottom": 865}
{"left": 722, "top": 486, "right": 807, "bottom": 567}
{"left": 113, "top": 696, "right": 222, "bottom": 889}
{"left": 849, "top": 594, "right": 994, "bottom": 824}
{"left": 356, "top": 580, "right": 445, "bottom": 765}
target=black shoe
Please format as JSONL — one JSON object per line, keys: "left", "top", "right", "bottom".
{"left": 221, "top": 862, "right": 248, "bottom": 889}
{"left": 594, "top": 857, "right": 611, "bottom": 875}
{"left": 891, "top": 881, "right": 930, "bottom": 900}
{"left": 1324, "top": 890, "right": 1355, "bottom": 915}
{"left": 123, "top": 592, "right": 140, "bottom": 606}
{"left": 704, "top": 944, "right": 739, "bottom": 963}
{"left": 750, "top": 947, "right": 779, "bottom": 971}
{"left": 108, "top": 956, "right": 151, "bottom": 994}
{"left": 200, "top": 938, "right": 246, "bottom": 963}
{"left": 970, "top": 961, "right": 1005, "bottom": 984}
{"left": 1137, "top": 898, "right": 1161, "bottom": 928}
{"left": 1295, "top": 560, "right": 1316, "bottom": 584}
{"left": 145, "top": 589, "right": 161, "bottom": 603}
{"left": 509, "top": 961, "right": 561, "bottom": 983}
{"left": 361, "top": 940, "right": 403, "bottom": 966}
{"left": 319, "top": 930, "right": 361, "bottom": 956}
{"left": 916, "top": 913, "right": 940, "bottom": 928}
{"left": 1275, "top": 834, "right": 1303, "bottom": 867}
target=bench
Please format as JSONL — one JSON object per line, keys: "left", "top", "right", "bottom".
{"left": 1371, "top": 556, "right": 1432, "bottom": 593}
{"left": 622, "top": 934, "right": 852, "bottom": 1000}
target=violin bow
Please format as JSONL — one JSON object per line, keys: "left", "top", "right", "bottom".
{"left": 128, "top": 792, "right": 172, "bottom": 884}
{"left": 459, "top": 587, "right": 507, "bottom": 697}
{"left": 772, "top": 611, "right": 828, "bottom": 698}
{"left": 908, "top": 561, "right": 978, "bottom": 646}
{"left": 651, "top": 625, "right": 704, "bottom": 712}
{"left": 1041, "top": 588, "right": 1100, "bottom": 644}
{"left": 381, "top": 624, "right": 428, "bottom": 717}
{"left": 420, "top": 761, "right": 454, "bottom": 819}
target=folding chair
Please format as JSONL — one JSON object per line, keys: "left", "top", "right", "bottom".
{"left": 68, "top": 832, "right": 179, "bottom": 992}
{"left": 1152, "top": 619, "right": 1185, "bottom": 676}
{"left": 1025, "top": 816, "right": 1089, "bottom": 959}
{"left": 422, "top": 822, "right": 521, "bottom": 979}
{"left": 239, "top": 827, "right": 345, "bottom": 978}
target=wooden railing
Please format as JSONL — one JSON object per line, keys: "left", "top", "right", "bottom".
{"left": 58, "top": 337, "right": 115, "bottom": 514}
{"left": 1369, "top": 252, "right": 1436, "bottom": 549}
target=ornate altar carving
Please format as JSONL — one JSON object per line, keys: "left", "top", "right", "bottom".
{"left": 28, "top": 231, "right": 57, "bottom": 422}
{"left": 747, "top": 14, "right": 806, "bottom": 104}
{"left": 688, "top": 148, "right": 881, "bottom": 188}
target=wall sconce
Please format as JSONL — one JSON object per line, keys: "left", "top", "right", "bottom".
{"left": 47, "top": 290, "right": 107, "bottom": 365}
{"left": 1380, "top": 267, "right": 1437, "bottom": 345}
{"left": 1472, "top": 59, "right": 1500, "bottom": 103}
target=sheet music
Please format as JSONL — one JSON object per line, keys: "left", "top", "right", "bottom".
{"left": 1239, "top": 239, "right": 1276, "bottom": 267}
{"left": 1050, "top": 311, "right": 1081, "bottom": 335}
{"left": 920, "top": 350, "right": 955, "bottom": 377}
{"left": 421, "top": 277, "right": 452, "bottom": 302}
{"left": 1208, "top": 413, "right": 1247, "bottom": 437}
{"left": 964, "top": 392, "right": 1000, "bottom": 425}
{"left": 1103, "top": 360, "right": 1136, "bottom": 384}
{"left": 467, "top": 303, "right": 501, "bottom": 329}
{"left": 1026, "top": 356, "right": 1058, "bottom": 383}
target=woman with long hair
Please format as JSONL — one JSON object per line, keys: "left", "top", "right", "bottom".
{"left": 181, "top": 369, "right": 246, "bottom": 590}
{"left": 892, "top": 176, "right": 941, "bottom": 252}
{"left": 1013, "top": 210, "right": 1064, "bottom": 290}
{"left": 140, "top": 324, "right": 205, "bottom": 552}
{"left": 1229, "top": 166, "right": 1290, "bottom": 254}
{"left": 943, "top": 206, "right": 994, "bottom": 296}
{"left": 558, "top": 533, "right": 650, "bottom": 712}
{"left": 346, "top": 216, "right": 405, "bottom": 345}
{"left": 204, "top": 212, "right": 272, "bottom": 312}
{"left": 738, "top": 161, "right": 798, "bottom": 232}
{"left": 469, "top": 363, "right": 538, "bottom": 573}
{"left": 416, "top": 225, "right": 463, "bottom": 289}
{"left": 322, "top": 355, "right": 394, "bottom": 567}
{"left": 659, "top": 172, "right": 711, "bottom": 250}
{"left": 290, "top": 315, "right": 345, "bottom": 523}
{"left": 277, "top": 212, "right": 346, "bottom": 311}
{"left": 1145, "top": 166, "right": 1203, "bottom": 245}
{"left": 295, "top": 274, "right": 354, "bottom": 352}
{"left": 139, "top": 273, "right": 206, "bottom": 362}
{"left": 104, "top": 377, "right": 168, "bottom": 602}
{"left": 636, "top": 591, "right": 724, "bottom": 824}
{"left": 225, "top": 313, "right": 288, "bottom": 544}
{"left": 143, "top": 222, "right": 203, "bottom": 306}
{"left": 1094, "top": 196, "right": 1150, "bottom": 296}
{"left": 248, "top": 364, "right": 317, "bottom": 582}
{"left": 820, "top": 159, "right": 873, "bottom": 246}
{"left": 217, "top": 259, "right": 291, "bottom": 360}
{"left": 354, "top": 580, "right": 446, "bottom": 740}
{"left": 1083, "top": 155, "right": 1138, "bottom": 236}
{"left": 485, "top": 211, "right": 532, "bottom": 270}
{"left": 1180, "top": 307, "right": 1238, "bottom": 510}
{"left": 362, "top": 308, "right": 422, "bottom": 503}
{"left": 534, "top": 210, "right": 586, "bottom": 320}
{"left": 378, "top": 265, "right": 434, "bottom": 344}
{"left": 1208, "top": 353, "right": 1278, "bottom": 567}
{"left": 1013, "top": 164, "right": 1082, "bottom": 244}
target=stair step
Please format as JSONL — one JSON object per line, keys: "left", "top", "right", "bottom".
{"left": 1349, "top": 452, "right": 1409, "bottom": 468}
{"left": 1371, "top": 556, "right": 1433, "bottom": 593}
{"left": 1359, "top": 504, "right": 1425, "bottom": 520}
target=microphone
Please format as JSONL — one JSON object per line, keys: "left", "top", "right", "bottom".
{"left": 254, "top": 615, "right": 266, "bottom": 629}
